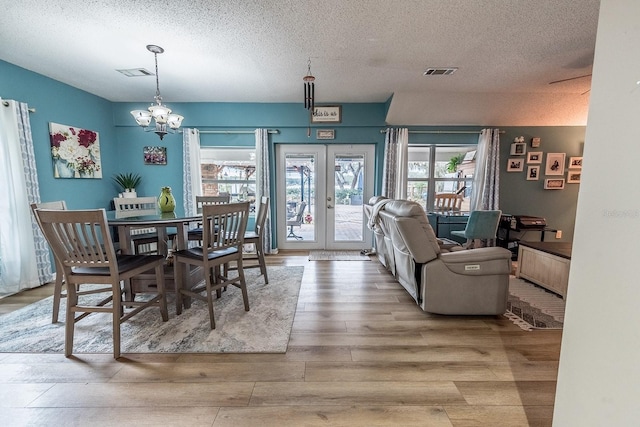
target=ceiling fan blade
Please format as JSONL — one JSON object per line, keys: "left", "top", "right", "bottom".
{"left": 549, "top": 74, "right": 593, "bottom": 85}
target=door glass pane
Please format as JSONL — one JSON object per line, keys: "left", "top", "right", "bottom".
{"left": 285, "top": 154, "right": 315, "bottom": 241}
{"left": 333, "top": 154, "right": 364, "bottom": 241}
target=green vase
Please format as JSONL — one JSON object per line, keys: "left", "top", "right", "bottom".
{"left": 158, "top": 186, "right": 176, "bottom": 213}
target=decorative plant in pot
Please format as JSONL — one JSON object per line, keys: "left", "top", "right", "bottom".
{"left": 112, "top": 173, "right": 142, "bottom": 198}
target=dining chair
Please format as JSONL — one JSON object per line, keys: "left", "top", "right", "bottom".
{"left": 30, "top": 200, "right": 69, "bottom": 323}
{"left": 173, "top": 201, "right": 250, "bottom": 329}
{"left": 433, "top": 193, "right": 463, "bottom": 211}
{"left": 188, "top": 194, "right": 231, "bottom": 242}
{"left": 450, "top": 209, "right": 502, "bottom": 249}
{"left": 33, "top": 208, "right": 168, "bottom": 358}
{"left": 227, "top": 196, "right": 270, "bottom": 284}
{"left": 113, "top": 196, "right": 175, "bottom": 254}
{"left": 286, "top": 201, "right": 306, "bottom": 240}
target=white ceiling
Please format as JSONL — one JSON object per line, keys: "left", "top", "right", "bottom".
{"left": 0, "top": 0, "right": 600, "bottom": 126}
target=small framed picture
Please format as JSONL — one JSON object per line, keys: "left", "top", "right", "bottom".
{"left": 507, "top": 158, "right": 524, "bottom": 172}
{"left": 544, "top": 178, "right": 565, "bottom": 190}
{"left": 567, "top": 171, "right": 582, "bottom": 183}
{"left": 510, "top": 142, "right": 526, "bottom": 155}
{"left": 531, "top": 137, "right": 541, "bottom": 148}
{"left": 569, "top": 157, "right": 583, "bottom": 169}
{"left": 545, "top": 153, "right": 566, "bottom": 176}
{"left": 527, "top": 166, "right": 540, "bottom": 181}
{"left": 144, "top": 146, "right": 167, "bottom": 165}
{"left": 527, "top": 151, "right": 542, "bottom": 164}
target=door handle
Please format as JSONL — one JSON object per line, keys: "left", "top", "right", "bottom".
{"left": 327, "top": 205, "right": 334, "bottom": 209}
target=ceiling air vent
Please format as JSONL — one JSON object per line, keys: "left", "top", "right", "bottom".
{"left": 116, "top": 68, "right": 154, "bottom": 77}
{"left": 423, "top": 67, "right": 458, "bottom": 76}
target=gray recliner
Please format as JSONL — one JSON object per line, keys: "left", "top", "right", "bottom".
{"left": 375, "top": 199, "right": 512, "bottom": 315}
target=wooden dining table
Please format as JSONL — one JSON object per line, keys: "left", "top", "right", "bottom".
{"left": 106, "top": 207, "right": 202, "bottom": 293}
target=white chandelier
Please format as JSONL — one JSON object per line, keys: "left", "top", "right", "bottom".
{"left": 130, "top": 45, "right": 184, "bottom": 140}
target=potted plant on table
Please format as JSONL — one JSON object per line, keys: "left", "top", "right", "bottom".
{"left": 112, "top": 172, "right": 142, "bottom": 198}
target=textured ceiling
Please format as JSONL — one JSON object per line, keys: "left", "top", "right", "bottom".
{"left": 0, "top": 0, "right": 600, "bottom": 126}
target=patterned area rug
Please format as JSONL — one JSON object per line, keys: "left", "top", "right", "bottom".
{"left": 506, "top": 276, "right": 565, "bottom": 330}
{"left": 309, "top": 250, "right": 371, "bottom": 261}
{"left": 0, "top": 266, "right": 303, "bottom": 354}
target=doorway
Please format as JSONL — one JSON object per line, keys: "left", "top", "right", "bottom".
{"left": 276, "top": 144, "right": 376, "bottom": 250}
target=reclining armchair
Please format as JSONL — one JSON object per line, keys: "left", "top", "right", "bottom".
{"left": 376, "top": 200, "right": 512, "bottom": 315}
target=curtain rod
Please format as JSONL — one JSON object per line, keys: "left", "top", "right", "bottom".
{"left": 380, "top": 129, "right": 505, "bottom": 134}
{"left": 2, "top": 100, "right": 36, "bottom": 113}
{"left": 191, "top": 129, "right": 279, "bottom": 135}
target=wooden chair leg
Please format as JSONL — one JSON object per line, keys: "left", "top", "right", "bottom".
{"left": 64, "top": 283, "right": 77, "bottom": 358}
{"left": 113, "top": 281, "right": 122, "bottom": 359}
{"left": 174, "top": 258, "right": 184, "bottom": 315}
{"left": 237, "top": 259, "right": 250, "bottom": 312}
{"left": 51, "top": 269, "right": 64, "bottom": 323}
{"left": 256, "top": 238, "right": 268, "bottom": 284}
{"left": 155, "top": 264, "right": 168, "bottom": 321}
{"left": 206, "top": 266, "right": 216, "bottom": 329}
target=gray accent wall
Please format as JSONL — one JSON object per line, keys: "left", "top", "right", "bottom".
{"left": 499, "top": 126, "right": 585, "bottom": 243}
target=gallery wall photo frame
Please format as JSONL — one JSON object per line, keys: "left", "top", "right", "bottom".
{"left": 531, "top": 137, "right": 541, "bottom": 147}
{"left": 569, "top": 156, "right": 583, "bottom": 169}
{"left": 143, "top": 146, "right": 167, "bottom": 165}
{"left": 544, "top": 178, "right": 565, "bottom": 190}
{"left": 527, "top": 166, "right": 540, "bottom": 181}
{"left": 507, "top": 158, "right": 524, "bottom": 172}
{"left": 311, "top": 105, "right": 342, "bottom": 123}
{"left": 527, "top": 151, "right": 542, "bottom": 164}
{"left": 567, "top": 171, "right": 582, "bottom": 183}
{"left": 545, "top": 152, "right": 566, "bottom": 176}
{"left": 510, "top": 142, "right": 526, "bottom": 156}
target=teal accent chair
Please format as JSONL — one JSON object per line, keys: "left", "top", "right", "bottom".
{"left": 450, "top": 210, "right": 502, "bottom": 248}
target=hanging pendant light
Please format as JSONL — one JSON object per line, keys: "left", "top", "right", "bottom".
{"left": 130, "top": 45, "right": 184, "bottom": 140}
{"left": 303, "top": 58, "right": 315, "bottom": 111}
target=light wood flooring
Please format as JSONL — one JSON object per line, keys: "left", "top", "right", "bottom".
{"left": 0, "top": 251, "right": 562, "bottom": 426}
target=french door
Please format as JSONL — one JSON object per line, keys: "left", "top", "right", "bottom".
{"left": 276, "top": 144, "right": 376, "bottom": 250}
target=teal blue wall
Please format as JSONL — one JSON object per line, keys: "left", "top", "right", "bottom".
{"left": 0, "top": 60, "right": 118, "bottom": 209}
{"left": 2, "top": 59, "right": 585, "bottom": 244}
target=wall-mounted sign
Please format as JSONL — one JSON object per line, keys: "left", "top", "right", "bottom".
{"left": 316, "top": 129, "right": 335, "bottom": 139}
{"left": 311, "top": 105, "right": 342, "bottom": 123}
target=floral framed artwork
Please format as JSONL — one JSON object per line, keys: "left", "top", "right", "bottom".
{"left": 569, "top": 156, "right": 583, "bottom": 169}
{"left": 144, "top": 146, "right": 167, "bottom": 165}
{"left": 527, "top": 166, "right": 540, "bottom": 181}
{"left": 544, "top": 178, "right": 565, "bottom": 190}
{"left": 507, "top": 158, "right": 524, "bottom": 172}
{"left": 567, "top": 171, "right": 582, "bottom": 183}
{"left": 527, "top": 151, "right": 542, "bottom": 164}
{"left": 49, "top": 122, "right": 102, "bottom": 179}
{"left": 545, "top": 152, "right": 566, "bottom": 176}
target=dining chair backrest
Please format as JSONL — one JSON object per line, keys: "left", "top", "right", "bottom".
{"left": 196, "top": 194, "right": 231, "bottom": 214}
{"left": 254, "top": 196, "right": 269, "bottom": 234}
{"left": 113, "top": 196, "right": 157, "bottom": 218}
{"left": 30, "top": 200, "right": 68, "bottom": 323}
{"left": 434, "top": 193, "right": 462, "bottom": 211}
{"left": 35, "top": 208, "right": 118, "bottom": 275}
{"left": 201, "top": 202, "right": 250, "bottom": 252}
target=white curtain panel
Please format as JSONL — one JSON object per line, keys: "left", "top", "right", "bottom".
{"left": 470, "top": 128, "right": 501, "bottom": 211}
{"left": 0, "top": 99, "right": 52, "bottom": 297}
{"left": 381, "top": 128, "right": 408, "bottom": 199}
{"left": 182, "top": 128, "right": 202, "bottom": 217}
{"left": 254, "top": 129, "right": 274, "bottom": 254}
